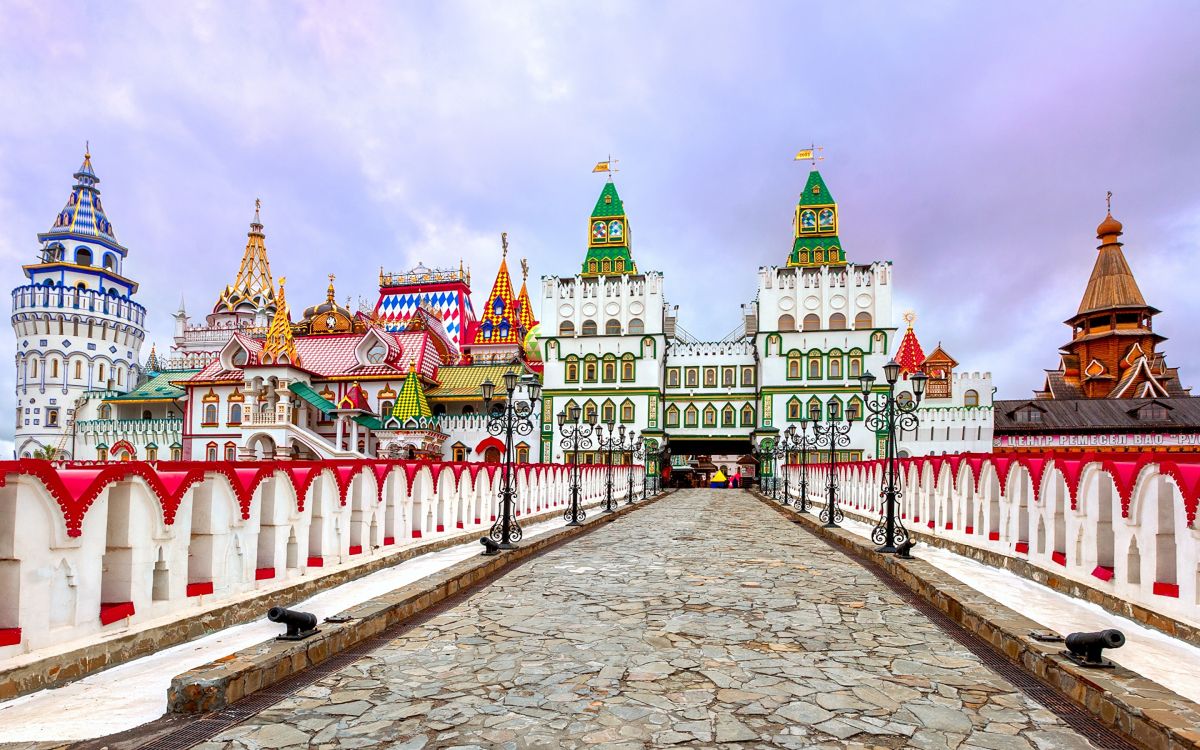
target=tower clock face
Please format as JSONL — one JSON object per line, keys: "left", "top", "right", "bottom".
{"left": 608, "top": 220, "right": 623, "bottom": 240}
{"left": 800, "top": 210, "right": 816, "bottom": 231}
{"left": 592, "top": 220, "right": 607, "bottom": 240}
{"left": 818, "top": 208, "right": 835, "bottom": 230}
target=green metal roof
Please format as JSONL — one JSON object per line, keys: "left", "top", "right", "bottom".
{"left": 353, "top": 414, "right": 384, "bottom": 430}
{"left": 798, "top": 170, "right": 835, "bottom": 207}
{"left": 591, "top": 182, "right": 625, "bottom": 218}
{"left": 288, "top": 381, "right": 336, "bottom": 416}
{"left": 789, "top": 235, "right": 846, "bottom": 266}
{"left": 106, "top": 370, "right": 198, "bottom": 402}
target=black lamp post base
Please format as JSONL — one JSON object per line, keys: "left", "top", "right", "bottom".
{"left": 566, "top": 519, "right": 582, "bottom": 527}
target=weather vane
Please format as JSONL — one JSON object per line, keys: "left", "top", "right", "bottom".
{"left": 794, "top": 144, "right": 824, "bottom": 166}
{"left": 520, "top": 257, "right": 529, "bottom": 280}
{"left": 1106, "top": 190, "right": 1113, "bottom": 213}
{"left": 501, "top": 231, "right": 508, "bottom": 258}
{"left": 592, "top": 154, "right": 619, "bottom": 176}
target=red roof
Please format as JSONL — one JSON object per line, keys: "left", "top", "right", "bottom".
{"left": 894, "top": 325, "right": 926, "bottom": 376}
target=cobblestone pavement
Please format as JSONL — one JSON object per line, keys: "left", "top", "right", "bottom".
{"left": 199, "top": 489, "right": 1098, "bottom": 750}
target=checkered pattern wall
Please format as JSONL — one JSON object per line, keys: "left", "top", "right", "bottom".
{"left": 376, "top": 289, "right": 473, "bottom": 349}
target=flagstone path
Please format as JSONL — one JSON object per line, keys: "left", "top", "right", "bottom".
{"left": 197, "top": 489, "right": 1098, "bottom": 749}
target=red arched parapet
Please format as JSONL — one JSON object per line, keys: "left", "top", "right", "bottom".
{"left": 1019, "top": 456, "right": 1049, "bottom": 502}
{"left": 282, "top": 462, "right": 325, "bottom": 512}
{"left": 1052, "top": 455, "right": 1089, "bottom": 510}
{"left": 1099, "top": 457, "right": 1141, "bottom": 518}
{"left": 1157, "top": 458, "right": 1200, "bottom": 527}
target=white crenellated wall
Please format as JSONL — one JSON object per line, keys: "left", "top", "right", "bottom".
{"left": 0, "top": 459, "right": 640, "bottom": 662}
{"left": 782, "top": 452, "right": 1200, "bottom": 628}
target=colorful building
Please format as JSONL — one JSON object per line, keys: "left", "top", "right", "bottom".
{"left": 995, "top": 204, "right": 1199, "bottom": 452}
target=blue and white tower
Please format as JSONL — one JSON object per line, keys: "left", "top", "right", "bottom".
{"left": 11, "top": 150, "right": 147, "bottom": 458}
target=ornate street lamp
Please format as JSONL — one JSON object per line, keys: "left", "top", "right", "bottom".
{"left": 860, "top": 360, "right": 928, "bottom": 553}
{"left": 755, "top": 439, "right": 778, "bottom": 499}
{"left": 813, "top": 409, "right": 851, "bottom": 528}
{"left": 778, "top": 424, "right": 797, "bottom": 506}
{"left": 558, "top": 405, "right": 596, "bottom": 526}
{"left": 480, "top": 371, "right": 541, "bottom": 553}
{"left": 595, "top": 422, "right": 625, "bottom": 512}
{"left": 795, "top": 418, "right": 816, "bottom": 514}
{"left": 628, "top": 434, "right": 646, "bottom": 504}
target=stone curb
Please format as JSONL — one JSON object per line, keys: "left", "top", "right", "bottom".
{"left": 167, "top": 491, "right": 673, "bottom": 714}
{"left": 751, "top": 491, "right": 1200, "bottom": 750}
{"left": 0, "top": 494, "right": 622, "bottom": 701}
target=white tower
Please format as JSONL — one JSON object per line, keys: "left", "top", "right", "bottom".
{"left": 11, "top": 150, "right": 146, "bottom": 458}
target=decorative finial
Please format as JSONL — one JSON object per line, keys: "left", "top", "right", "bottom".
{"left": 501, "top": 232, "right": 508, "bottom": 258}
{"left": 1106, "top": 190, "right": 1113, "bottom": 213}
{"left": 902, "top": 310, "right": 917, "bottom": 328}
{"left": 253, "top": 198, "right": 262, "bottom": 226}
{"left": 85, "top": 140, "right": 90, "bottom": 158}
{"left": 592, "top": 155, "right": 619, "bottom": 179}
{"left": 520, "top": 258, "right": 529, "bottom": 280}
{"left": 794, "top": 144, "right": 824, "bottom": 166}
{"left": 327, "top": 273, "right": 336, "bottom": 302}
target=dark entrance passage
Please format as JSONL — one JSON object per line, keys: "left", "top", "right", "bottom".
{"left": 663, "top": 436, "right": 756, "bottom": 489}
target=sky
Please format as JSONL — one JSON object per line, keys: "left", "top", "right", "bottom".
{"left": 1, "top": 1, "right": 1199, "bottom": 450}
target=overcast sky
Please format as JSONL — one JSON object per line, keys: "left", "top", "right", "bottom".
{"left": 2, "top": 1, "right": 1199, "bottom": 450}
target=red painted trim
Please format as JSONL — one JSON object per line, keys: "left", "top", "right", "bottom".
{"left": 349, "top": 545, "right": 363, "bottom": 555}
{"left": 412, "top": 530, "right": 422, "bottom": 538}
{"left": 99, "top": 601, "right": 135, "bottom": 625}
{"left": 1091, "top": 566, "right": 1114, "bottom": 581}
{"left": 965, "top": 526, "right": 974, "bottom": 534}
{"left": 1051, "top": 551, "right": 1067, "bottom": 566}
{"left": 988, "top": 531, "right": 1000, "bottom": 541}
{"left": 436, "top": 525, "right": 445, "bottom": 532}
{"left": 944, "top": 522, "right": 953, "bottom": 530}
{"left": 307, "top": 556, "right": 324, "bottom": 567}
{"left": 456, "top": 521, "right": 464, "bottom": 528}
{"left": 383, "top": 536, "right": 395, "bottom": 546}
{"left": 927, "top": 520, "right": 934, "bottom": 529}
{"left": 0, "top": 627, "right": 20, "bottom": 646}
{"left": 913, "top": 515, "right": 920, "bottom": 523}
{"left": 474, "top": 518, "right": 481, "bottom": 524}
{"left": 254, "top": 567, "right": 275, "bottom": 580}
{"left": 186, "top": 581, "right": 214, "bottom": 597}
{"left": 1153, "top": 581, "right": 1180, "bottom": 598}
{"left": 1014, "top": 541, "right": 1029, "bottom": 554}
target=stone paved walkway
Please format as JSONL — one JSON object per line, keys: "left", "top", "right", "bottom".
{"left": 199, "top": 489, "right": 1098, "bottom": 749}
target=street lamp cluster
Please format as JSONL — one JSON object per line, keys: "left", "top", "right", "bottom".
{"left": 762, "top": 358, "right": 928, "bottom": 556}
{"left": 594, "top": 423, "right": 642, "bottom": 512}
{"left": 479, "top": 370, "right": 541, "bottom": 554}
{"left": 557, "top": 406, "right": 596, "bottom": 525}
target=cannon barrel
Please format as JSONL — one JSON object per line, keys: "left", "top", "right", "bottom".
{"left": 267, "top": 606, "right": 319, "bottom": 639}
{"left": 1065, "top": 629, "right": 1125, "bottom": 665}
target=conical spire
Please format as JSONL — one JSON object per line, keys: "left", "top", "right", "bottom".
{"left": 894, "top": 311, "right": 926, "bottom": 376}
{"left": 145, "top": 343, "right": 161, "bottom": 372}
{"left": 472, "top": 235, "right": 522, "bottom": 345}
{"left": 262, "top": 277, "right": 299, "bottom": 366}
{"left": 45, "top": 147, "right": 117, "bottom": 241}
{"left": 391, "top": 367, "right": 436, "bottom": 425}
{"left": 1076, "top": 201, "right": 1148, "bottom": 315}
{"left": 789, "top": 169, "right": 845, "bottom": 267}
{"left": 515, "top": 257, "right": 537, "bottom": 335}
{"left": 581, "top": 181, "right": 636, "bottom": 276}
{"left": 214, "top": 199, "right": 276, "bottom": 314}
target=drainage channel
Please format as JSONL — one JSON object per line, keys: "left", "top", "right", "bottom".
{"left": 795, "top": 514, "right": 1142, "bottom": 750}
{"left": 123, "top": 495, "right": 668, "bottom": 750}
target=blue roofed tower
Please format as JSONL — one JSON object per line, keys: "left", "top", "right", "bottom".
{"left": 11, "top": 149, "right": 147, "bottom": 458}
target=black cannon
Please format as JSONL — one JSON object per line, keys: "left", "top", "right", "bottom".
{"left": 895, "top": 539, "right": 917, "bottom": 560}
{"left": 267, "top": 606, "right": 319, "bottom": 641}
{"left": 479, "top": 536, "right": 501, "bottom": 556}
{"left": 1063, "top": 628, "right": 1125, "bottom": 667}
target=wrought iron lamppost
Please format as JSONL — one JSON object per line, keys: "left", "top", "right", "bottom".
{"left": 814, "top": 410, "right": 851, "bottom": 528}
{"left": 595, "top": 421, "right": 625, "bottom": 512}
{"left": 480, "top": 371, "right": 541, "bottom": 553}
{"left": 795, "top": 418, "right": 815, "bottom": 514}
{"left": 859, "top": 360, "right": 927, "bottom": 553}
{"left": 778, "top": 425, "right": 797, "bottom": 506}
{"left": 755, "top": 440, "right": 778, "bottom": 499}
{"left": 557, "top": 405, "right": 596, "bottom": 526}
{"left": 628, "top": 435, "right": 646, "bottom": 504}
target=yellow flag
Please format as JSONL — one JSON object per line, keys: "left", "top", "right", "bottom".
{"left": 592, "top": 161, "right": 610, "bottom": 173}
{"left": 794, "top": 149, "right": 814, "bottom": 161}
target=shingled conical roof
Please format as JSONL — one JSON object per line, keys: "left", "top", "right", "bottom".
{"left": 214, "top": 200, "right": 276, "bottom": 315}
{"left": 1076, "top": 211, "right": 1150, "bottom": 315}
{"left": 894, "top": 313, "right": 926, "bottom": 376}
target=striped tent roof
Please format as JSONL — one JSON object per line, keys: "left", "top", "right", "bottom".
{"left": 391, "top": 368, "right": 436, "bottom": 425}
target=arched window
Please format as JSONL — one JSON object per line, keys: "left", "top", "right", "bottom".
{"left": 872, "top": 331, "right": 886, "bottom": 352}
{"left": 848, "top": 356, "right": 862, "bottom": 378}
{"left": 829, "top": 313, "right": 847, "bottom": 330}
{"left": 605, "top": 319, "right": 622, "bottom": 335}
{"left": 99, "top": 404, "right": 112, "bottom": 420}
{"left": 142, "top": 409, "right": 152, "bottom": 420}
{"left": 461, "top": 405, "right": 475, "bottom": 415}
{"left": 741, "top": 404, "right": 755, "bottom": 426}
{"left": 621, "top": 359, "right": 635, "bottom": 381}
{"left": 559, "top": 320, "right": 575, "bottom": 336}
{"left": 807, "top": 354, "right": 822, "bottom": 379}
{"left": 847, "top": 398, "right": 862, "bottom": 421}
{"left": 582, "top": 320, "right": 597, "bottom": 336}
{"left": 778, "top": 314, "right": 796, "bottom": 332}
{"left": 854, "top": 312, "right": 873, "bottom": 329}
{"left": 808, "top": 400, "right": 822, "bottom": 421}
{"left": 588, "top": 260, "right": 598, "bottom": 274}
{"left": 601, "top": 400, "right": 616, "bottom": 424}
{"left": 516, "top": 444, "right": 530, "bottom": 463}
{"left": 381, "top": 400, "right": 394, "bottom": 415}
{"left": 51, "top": 358, "right": 59, "bottom": 378}
{"left": 628, "top": 318, "right": 645, "bottom": 334}
{"left": 702, "top": 405, "right": 717, "bottom": 427}
{"left": 98, "top": 363, "right": 106, "bottom": 382}
{"left": 601, "top": 259, "right": 611, "bottom": 273}
{"left": 963, "top": 389, "right": 980, "bottom": 407}
{"left": 787, "top": 398, "right": 801, "bottom": 420}
{"left": 584, "top": 360, "right": 597, "bottom": 381}
{"left": 620, "top": 400, "right": 635, "bottom": 422}
{"left": 205, "top": 442, "right": 218, "bottom": 461}
{"left": 829, "top": 357, "right": 842, "bottom": 378}
{"left": 721, "top": 405, "right": 735, "bottom": 427}
{"left": 602, "top": 359, "right": 617, "bottom": 382}
{"left": 666, "top": 368, "right": 680, "bottom": 387}
{"left": 665, "top": 405, "right": 680, "bottom": 427}
{"left": 787, "top": 353, "right": 801, "bottom": 379}
{"left": 73, "top": 359, "right": 82, "bottom": 380}
{"left": 229, "top": 403, "right": 243, "bottom": 423}
{"left": 224, "top": 442, "right": 237, "bottom": 461}
{"left": 803, "top": 314, "right": 820, "bottom": 331}
{"left": 684, "top": 405, "right": 699, "bottom": 427}
{"left": 103, "top": 254, "right": 116, "bottom": 272}
{"left": 203, "top": 404, "right": 218, "bottom": 424}
{"left": 146, "top": 445, "right": 158, "bottom": 462}
{"left": 566, "top": 361, "right": 579, "bottom": 382}
{"left": 75, "top": 247, "right": 93, "bottom": 266}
